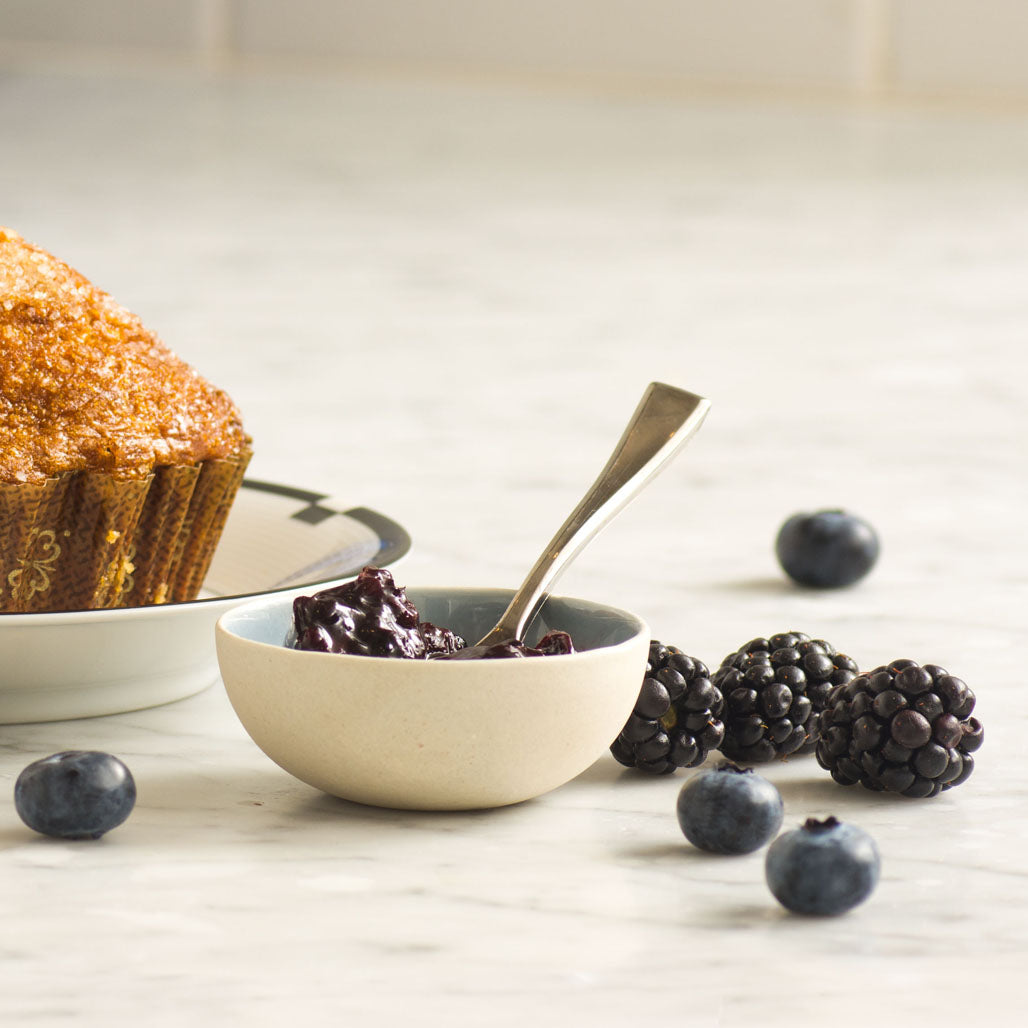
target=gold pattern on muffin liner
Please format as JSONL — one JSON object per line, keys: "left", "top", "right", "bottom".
{"left": 0, "top": 446, "right": 251, "bottom": 612}
{"left": 5, "top": 528, "right": 60, "bottom": 602}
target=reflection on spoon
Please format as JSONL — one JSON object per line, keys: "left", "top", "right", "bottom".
{"left": 436, "top": 382, "right": 711, "bottom": 661}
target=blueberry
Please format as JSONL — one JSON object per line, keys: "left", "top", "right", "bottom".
{"left": 765, "top": 816, "right": 880, "bottom": 915}
{"left": 775, "top": 509, "right": 880, "bottom": 589}
{"left": 14, "top": 751, "right": 136, "bottom": 840}
{"left": 675, "top": 762, "right": 784, "bottom": 854}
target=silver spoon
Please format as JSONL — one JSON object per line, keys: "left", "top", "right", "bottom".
{"left": 459, "top": 382, "right": 710, "bottom": 656}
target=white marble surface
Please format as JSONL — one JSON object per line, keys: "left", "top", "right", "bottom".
{"left": 1, "top": 64, "right": 1027, "bottom": 1025}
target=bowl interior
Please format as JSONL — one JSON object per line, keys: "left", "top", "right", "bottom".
{"left": 223, "top": 586, "right": 646, "bottom": 653}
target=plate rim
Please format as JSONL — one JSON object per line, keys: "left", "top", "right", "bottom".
{"left": 0, "top": 477, "right": 411, "bottom": 626}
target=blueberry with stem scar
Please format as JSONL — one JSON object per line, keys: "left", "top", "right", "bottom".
{"left": 765, "top": 816, "right": 880, "bottom": 915}
{"left": 675, "top": 761, "right": 783, "bottom": 854}
{"left": 15, "top": 751, "right": 136, "bottom": 840}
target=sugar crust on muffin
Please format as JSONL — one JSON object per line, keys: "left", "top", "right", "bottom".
{"left": 0, "top": 226, "right": 249, "bottom": 485}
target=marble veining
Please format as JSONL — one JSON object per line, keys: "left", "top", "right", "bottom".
{"left": 0, "top": 63, "right": 1026, "bottom": 1026}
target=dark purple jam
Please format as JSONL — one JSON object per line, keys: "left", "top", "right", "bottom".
{"left": 432, "top": 631, "right": 576, "bottom": 661}
{"left": 291, "top": 566, "right": 465, "bottom": 658}
{"left": 289, "top": 567, "right": 575, "bottom": 660}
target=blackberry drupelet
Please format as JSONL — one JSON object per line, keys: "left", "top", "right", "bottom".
{"left": 815, "top": 658, "right": 983, "bottom": 798}
{"left": 713, "top": 632, "right": 858, "bottom": 763}
{"left": 610, "top": 640, "right": 725, "bottom": 774}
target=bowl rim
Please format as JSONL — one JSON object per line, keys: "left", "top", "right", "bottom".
{"left": 216, "top": 584, "right": 648, "bottom": 664}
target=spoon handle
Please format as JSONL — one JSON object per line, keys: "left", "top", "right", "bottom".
{"left": 475, "top": 382, "right": 711, "bottom": 648}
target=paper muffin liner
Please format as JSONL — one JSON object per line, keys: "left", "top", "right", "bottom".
{"left": 0, "top": 447, "right": 251, "bottom": 613}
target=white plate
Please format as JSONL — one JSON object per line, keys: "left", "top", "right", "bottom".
{"left": 0, "top": 479, "right": 411, "bottom": 724}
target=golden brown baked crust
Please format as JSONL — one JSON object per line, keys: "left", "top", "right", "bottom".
{"left": 0, "top": 226, "right": 249, "bottom": 485}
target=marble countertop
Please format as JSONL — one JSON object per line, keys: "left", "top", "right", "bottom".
{"left": 1, "top": 63, "right": 1026, "bottom": 1025}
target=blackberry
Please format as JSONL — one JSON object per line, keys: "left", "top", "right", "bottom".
{"left": 815, "top": 658, "right": 983, "bottom": 798}
{"left": 610, "top": 640, "right": 725, "bottom": 774}
{"left": 713, "top": 632, "right": 858, "bottom": 763}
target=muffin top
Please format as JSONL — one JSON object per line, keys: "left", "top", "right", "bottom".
{"left": 0, "top": 227, "right": 249, "bottom": 484}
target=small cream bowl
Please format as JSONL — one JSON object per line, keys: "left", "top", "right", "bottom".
{"left": 215, "top": 586, "right": 648, "bottom": 810}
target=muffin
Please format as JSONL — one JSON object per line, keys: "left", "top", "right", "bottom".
{"left": 0, "top": 226, "right": 252, "bottom": 612}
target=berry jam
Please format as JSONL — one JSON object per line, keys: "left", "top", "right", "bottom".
{"left": 289, "top": 567, "right": 575, "bottom": 660}
{"left": 432, "top": 631, "right": 575, "bottom": 661}
{"left": 291, "top": 566, "right": 465, "bottom": 658}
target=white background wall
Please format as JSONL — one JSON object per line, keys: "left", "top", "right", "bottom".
{"left": 2, "top": 0, "right": 1028, "bottom": 104}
